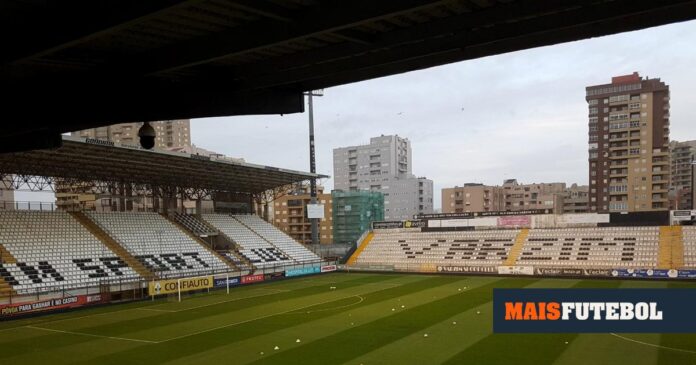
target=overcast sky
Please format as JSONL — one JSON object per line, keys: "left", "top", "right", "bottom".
{"left": 190, "top": 20, "right": 696, "bottom": 211}
{"left": 17, "top": 20, "right": 696, "bottom": 209}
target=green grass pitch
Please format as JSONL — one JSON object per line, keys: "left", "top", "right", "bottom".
{"left": 1, "top": 272, "right": 696, "bottom": 365}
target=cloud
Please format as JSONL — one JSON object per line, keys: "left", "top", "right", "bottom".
{"left": 184, "top": 20, "right": 696, "bottom": 211}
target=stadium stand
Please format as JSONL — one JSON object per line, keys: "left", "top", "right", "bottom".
{"left": 354, "top": 229, "right": 519, "bottom": 268}
{"left": 203, "top": 214, "right": 292, "bottom": 268}
{"left": 202, "top": 214, "right": 320, "bottom": 267}
{"left": 86, "top": 212, "right": 230, "bottom": 278}
{"left": 682, "top": 226, "right": 696, "bottom": 268}
{"left": 234, "top": 215, "right": 321, "bottom": 263}
{"left": 171, "top": 213, "right": 218, "bottom": 237}
{"left": 0, "top": 211, "right": 141, "bottom": 294}
{"left": 351, "top": 227, "right": 667, "bottom": 270}
{"left": 518, "top": 227, "right": 659, "bottom": 268}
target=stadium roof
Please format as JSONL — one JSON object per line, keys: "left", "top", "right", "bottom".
{"left": 0, "top": 136, "right": 326, "bottom": 194}
{"left": 2, "top": 0, "right": 696, "bottom": 152}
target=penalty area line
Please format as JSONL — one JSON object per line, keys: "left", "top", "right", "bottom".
{"left": 26, "top": 325, "right": 158, "bottom": 344}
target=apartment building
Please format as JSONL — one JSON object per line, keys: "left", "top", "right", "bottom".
{"left": 273, "top": 186, "right": 333, "bottom": 244}
{"left": 670, "top": 140, "right": 696, "bottom": 209}
{"left": 72, "top": 120, "right": 191, "bottom": 149}
{"left": 333, "top": 135, "right": 433, "bottom": 220}
{"left": 442, "top": 179, "right": 589, "bottom": 214}
{"left": 586, "top": 72, "right": 670, "bottom": 213}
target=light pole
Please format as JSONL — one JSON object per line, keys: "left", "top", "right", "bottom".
{"left": 304, "top": 89, "right": 323, "bottom": 246}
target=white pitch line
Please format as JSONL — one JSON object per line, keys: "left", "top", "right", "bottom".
{"left": 287, "top": 295, "right": 365, "bottom": 314}
{"left": 160, "top": 284, "right": 402, "bottom": 343}
{"left": 610, "top": 333, "right": 696, "bottom": 354}
{"left": 160, "top": 289, "right": 291, "bottom": 313}
{"left": 136, "top": 308, "right": 176, "bottom": 313}
{"left": 26, "top": 325, "right": 157, "bottom": 344}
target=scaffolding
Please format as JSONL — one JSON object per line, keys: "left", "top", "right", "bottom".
{"left": 332, "top": 190, "right": 384, "bottom": 244}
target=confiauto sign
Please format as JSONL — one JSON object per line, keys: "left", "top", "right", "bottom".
{"left": 494, "top": 289, "right": 696, "bottom": 333}
{"left": 148, "top": 276, "right": 213, "bottom": 296}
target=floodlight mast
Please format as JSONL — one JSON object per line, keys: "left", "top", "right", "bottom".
{"left": 305, "top": 89, "right": 323, "bottom": 246}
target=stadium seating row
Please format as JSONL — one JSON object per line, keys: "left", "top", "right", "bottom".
{"left": 86, "top": 212, "right": 230, "bottom": 278}
{"left": 0, "top": 211, "right": 140, "bottom": 294}
{"left": 201, "top": 214, "right": 320, "bottom": 267}
{"left": 354, "top": 226, "right": 686, "bottom": 270}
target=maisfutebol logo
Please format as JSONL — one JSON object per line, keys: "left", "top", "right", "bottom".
{"left": 494, "top": 289, "right": 696, "bottom": 333}
{"left": 504, "top": 302, "right": 663, "bottom": 321}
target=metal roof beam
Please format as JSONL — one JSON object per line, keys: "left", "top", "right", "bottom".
{"left": 122, "top": 0, "right": 449, "bottom": 76}
{"left": 1, "top": 0, "right": 196, "bottom": 64}
{"left": 293, "top": 0, "right": 696, "bottom": 91}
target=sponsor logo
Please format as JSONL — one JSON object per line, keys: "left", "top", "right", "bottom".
{"left": 86, "top": 294, "right": 103, "bottom": 303}
{"left": 436, "top": 266, "right": 497, "bottom": 274}
{"left": 213, "top": 277, "right": 241, "bottom": 288}
{"left": 418, "top": 209, "right": 551, "bottom": 220}
{"left": 497, "top": 216, "right": 531, "bottom": 227}
{"left": 285, "top": 266, "right": 321, "bottom": 277}
{"left": 494, "top": 289, "right": 696, "bottom": 333}
{"left": 372, "top": 221, "right": 405, "bottom": 229}
{"left": 497, "top": 266, "right": 534, "bottom": 275}
{"left": 535, "top": 268, "right": 584, "bottom": 276}
{"left": 321, "top": 265, "right": 337, "bottom": 273}
{"left": 241, "top": 274, "right": 265, "bottom": 284}
{"left": 265, "top": 272, "right": 285, "bottom": 281}
{"left": 0, "top": 295, "right": 99, "bottom": 317}
{"left": 148, "top": 276, "right": 213, "bottom": 296}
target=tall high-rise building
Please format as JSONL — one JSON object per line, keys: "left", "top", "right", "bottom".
{"left": 72, "top": 120, "right": 191, "bottom": 149}
{"left": 586, "top": 72, "right": 670, "bottom": 213}
{"left": 670, "top": 140, "right": 696, "bottom": 209}
{"left": 333, "top": 135, "right": 433, "bottom": 220}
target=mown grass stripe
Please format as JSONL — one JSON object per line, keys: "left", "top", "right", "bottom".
{"left": 440, "top": 279, "right": 623, "bottom": 365}
{"left": 69, "top": 275, "right": 464, "bottom": 365}
{"left": 245, "top": 277, "right": 541, "bottom": 365}
{"left": 0, "top": 274, "right": 395, "bottom": 359}
{"left": 164, "top": 277, "right": 502, "bottom": 365}
{"left": 341, "top": 278, "right": 581, "bottom": 365}
{"left": 61, "top": 274, "right": 398, "bottom": 337}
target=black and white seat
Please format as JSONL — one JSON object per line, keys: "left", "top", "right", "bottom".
{"left": 0, "top": 211, "right": 141, "bottom": 294}
{"left": 86, "top": 212, "right": 229, "bottom": 278}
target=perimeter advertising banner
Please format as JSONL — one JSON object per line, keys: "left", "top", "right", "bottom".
{"left": 241, "top": 274, "right": 265, "bottom": 284}
{"left": 497, "top": 266, "right": 534, "bottom": 275}
{"left": 148, "top": 276, "right": 213, "bottom": 296}
{"left": 610, "top": 269, "right": 696, "bottom": 279}
{"left": 321, "top": 265, "right": 337, "bottom": 273}
{"left": 436, "top": 266, "right": 497, "bottom": 274}
{"left": 497, "top": 215, "right": 531, "bottom": 227}
{"left": 265, "top": 272, "right": 285, "bottom": 281}
{"left": 213, "top": 276, "right": 241, "bottom": 288}
{"left": 285, "top": 266, "right": 321, "bottom": 277}
{"left": 0, "top": 294, "right": 104, "bottom": 318}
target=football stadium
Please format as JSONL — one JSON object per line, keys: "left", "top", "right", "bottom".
{"left": 3, "top": 1, "right": 696, "bottom": 365}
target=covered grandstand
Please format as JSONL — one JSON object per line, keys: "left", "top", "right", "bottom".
{"left": 0, "top": 137, "right": 333, "bottom": 317}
